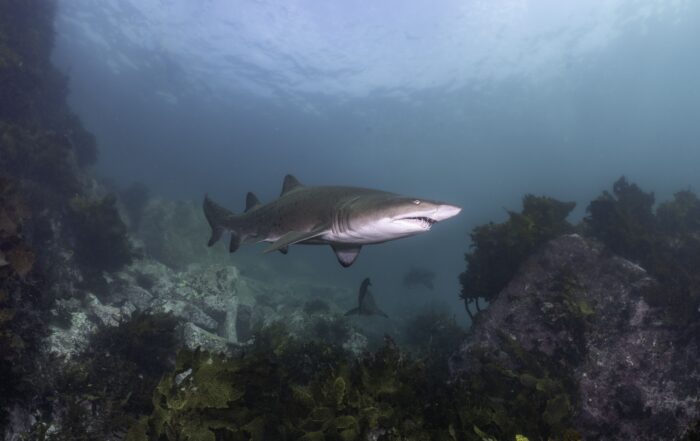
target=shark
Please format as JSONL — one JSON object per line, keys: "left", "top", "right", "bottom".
{"left": 345, "top": 277, "right": 388, "bottom": 318}
{"left": 203, "top": 174, "right": 461, "bottom": 267}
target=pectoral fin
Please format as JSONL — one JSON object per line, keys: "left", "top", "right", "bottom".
{"left": 263, "top": 228, "right": 326, "bottom": 254}
{"left": 331, "top": 244, "right": 362, "bottom": 267}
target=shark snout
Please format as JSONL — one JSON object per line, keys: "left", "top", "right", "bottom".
{"left": 433, "top": 204, "right": 462, "bottom": 222}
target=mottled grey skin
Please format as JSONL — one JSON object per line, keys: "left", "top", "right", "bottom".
{"left": 203, "top": 174, "right": 461, "bottom": 267}
{"left": 344, "top": 277, "right": 388, "bottom": 318}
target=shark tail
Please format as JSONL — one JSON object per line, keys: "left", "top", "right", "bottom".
{"left": 203, "top": 195, "right": 241, "bottom": 252}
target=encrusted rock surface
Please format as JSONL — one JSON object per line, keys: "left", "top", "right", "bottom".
{"left": 450, "top": 234, "right": 700, "bottom": 440}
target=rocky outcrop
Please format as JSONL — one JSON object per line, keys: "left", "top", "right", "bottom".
{"left": 450, "top": 234, "right": 700, "bottom": 440}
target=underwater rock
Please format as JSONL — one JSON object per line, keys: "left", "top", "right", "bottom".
{"left": 180, "top": 322, "right": 241, "bottom": 356}
{"left": 45, "top": 311, "right": 98, "bottom": 358}
{"left": 342, "top": 329, "right": 369, "bottom": 355}
{"left": 111, "top": 283, "right": 154, "bottom": 310}
{"left": 85, "top": 292, "right": 129, "bottom": 327}
{"left": 236, "top": 304, "right": 253, "bottom": 342}
{"left": 451, "top": 234, "right": 700, "bottom": 440}
{"left": 150, "top": 298, "right": 218, "bottom": 332}
{"left": 221, "top": 306, "right": 239, "bottom": 342}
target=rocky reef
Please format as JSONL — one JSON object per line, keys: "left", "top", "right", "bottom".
{"left": 451, "top": 234, "right": 700, "bottom": 440}
{"left": 459, "top": 195, "right": 576, "bottom": 319}
{"left": 452, "top": 178, "right": 700, "bottom": 440}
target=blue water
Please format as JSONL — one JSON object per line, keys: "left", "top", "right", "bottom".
{"left": 50, "top": 0, "right": 700, "bottom": 322}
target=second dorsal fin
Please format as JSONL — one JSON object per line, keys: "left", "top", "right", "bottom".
{"left": 245, "top": 192, "right": 261, "bottom": 212}
{"left": 280, "top": 174, "right": 303, "bottom": 196}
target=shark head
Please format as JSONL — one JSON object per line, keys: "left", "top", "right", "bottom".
{"left": 342, "top": 193, "right": 462, "bottom": 243}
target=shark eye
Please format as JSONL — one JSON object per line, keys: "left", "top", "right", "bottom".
{"left": 413, "top": 200, "right": 421, "bottom": 205}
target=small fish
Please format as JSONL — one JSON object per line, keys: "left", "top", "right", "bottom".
{"left": 203, "top": 174, "right": 461, "bottom": 267}
{"left": 345, "top": 277, "right": 388, "bottom": 318}
{"left": 402, "top": 266, "right": 436, "bottom": 290}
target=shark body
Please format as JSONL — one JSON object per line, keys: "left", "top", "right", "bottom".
{"left": 203, "top": 174, "right": 461, "bottom": 267}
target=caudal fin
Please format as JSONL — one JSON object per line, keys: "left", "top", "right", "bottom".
{"left": 203, "top": 195, "right": 241, "bottom": 252}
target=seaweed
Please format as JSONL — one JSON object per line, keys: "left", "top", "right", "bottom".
{"left": 584, "top": 177, "right": 657, "bottom": 262}
{"left": 585, "top": 179, "right": 700, "bottom": 325}
{"left": 0, "top": 122, "right": 83, "bottom": 197}
{"left": 307, "top": 316, "right": 351, "bottom": 346}
{"left": 42, "top": 312, "right": 180, "bottom": 440}
{"left": 401, "top": 310, "right": 467, "bottom": 377}
{"left": 459, "top": 195, "right": 575, "bottom": 318}
{"left": 125, "top": 323, "right": 580, "bottom": 441}
{"left": 68, "top": 194, "right": 137, "bottom": 276}
{"left": 0, "top": 177, "right": 49, "bottom": 427}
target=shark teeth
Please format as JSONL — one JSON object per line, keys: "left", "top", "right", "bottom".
{"left": 404, "top": 216, "right": 436, "bottom": 229}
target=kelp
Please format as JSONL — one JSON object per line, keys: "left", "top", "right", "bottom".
{"left": 459, "top": 195, "right": 575, "bottom": 318}
{"left": 584, "top": 177, "right": 656, "bottom": 261}
{"left": 127, "top": 324, "right": 581, "bottom": 441}
{"left": 68, "top": 194, "right": 137, "bottom": 276}
{"left": 585, "top": 178, "right": 700, "bottom": 325}
{"left": 42, "top": 312, "right": 180, "bottom": 440}
{"left": 0, "top": 177, "right": 47, "bottom": 427}
{"left": 460, "top": 177, "right": 700, "bottom": 326}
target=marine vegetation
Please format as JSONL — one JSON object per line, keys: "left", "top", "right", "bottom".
{"left": 126, "top": 323, "right": 578, "bottom": 441}
{"left": 40, "top": 312, "right": 180, "bottom": 440}
{"left": 68, "top": 194, "right": 137, "bottom": 277}
{"left": 0, "top": 122, "right": 84, "bottom": 198}
{"left": 585, "top": 177, "right": 700, "bottom": 325}
{"left": 0, "top": 0, "right": 97, "bottom": 173}
{"left": 306, "top": 316, "right": 352, "bottom": 347}
{"left": 0, "top": 177, "right": 48, "bottom": 427}
{"left": 584, "top": 177, "right": 656, "bottom": 261}
{"left": 400, "top": 310, "right": 466, "bottom": 381}
{"left": 459, "top": 195, "right": 576, "bottom": 318}
{"left": 460, "top": 176, "right": 700, "bottom": 326}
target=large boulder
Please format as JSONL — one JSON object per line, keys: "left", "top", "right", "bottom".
{"left": 450, "top": 234, "right": 700, "bottom": 440}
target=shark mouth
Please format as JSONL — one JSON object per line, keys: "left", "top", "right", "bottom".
{"left": 402, "top": 216, "right": 437, "bottom": 229}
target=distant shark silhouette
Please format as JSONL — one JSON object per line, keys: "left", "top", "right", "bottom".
{"left": 203, "top": 174, "right": 461, "bottom": 267}
{"left": 402, "top": 266, "right": 436, "bottom": 290}
{"left": 345, "top": 277, "right": 388, "bottom": 318}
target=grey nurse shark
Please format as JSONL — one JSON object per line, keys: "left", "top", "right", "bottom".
{"left": 203, "top": 174, "right": 461, "bottom": 267}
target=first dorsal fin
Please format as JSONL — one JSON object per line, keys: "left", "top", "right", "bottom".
{"left": 245, "top": 192, "right": 261, "bottom": 212}
{"left": 280, "top": 174, "right": 303, "bottom": 196}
